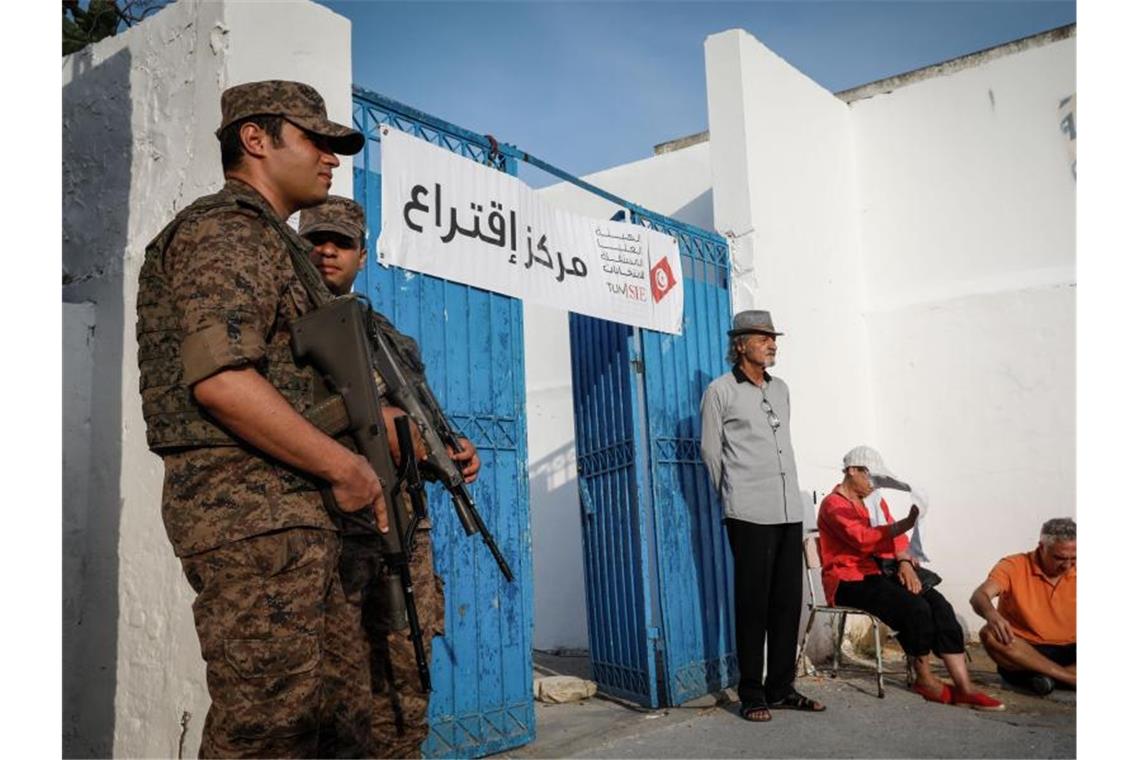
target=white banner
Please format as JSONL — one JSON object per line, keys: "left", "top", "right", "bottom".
{"left": 376, "top": 127, "right": 683, "bottom": 334}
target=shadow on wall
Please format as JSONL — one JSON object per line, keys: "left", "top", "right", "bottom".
{"left": 62, "top": 45, "right": 132, "bottom": 758}
{"left": 670, "top": 188, "right": 714, "bottom": 230}
{"left": 528, "top": 440, "right": 588, "bottom": 650}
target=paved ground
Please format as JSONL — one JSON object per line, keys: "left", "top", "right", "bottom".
{"left": 493, "top": 647, "right": 1075, "bottom": 759}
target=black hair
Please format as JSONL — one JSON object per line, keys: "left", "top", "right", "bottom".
{"left": 219, "top": 114, "right": 286, "bottom": 172}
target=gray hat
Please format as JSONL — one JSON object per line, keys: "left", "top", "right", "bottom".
{"left": 842, "top": 445, "right": 896, "bottom": 479}
{"left": 299, "top": 195, "right": 365, "bottom": 241}
{"left": 727, "top": 310, "right": 784, "bottom": 337}
{"left": 215, "top": 80, "right": 364, "bottom": 155}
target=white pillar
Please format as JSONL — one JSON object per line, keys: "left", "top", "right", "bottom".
{"left": 62, "top": 1, "right": 353, "bottom": 755}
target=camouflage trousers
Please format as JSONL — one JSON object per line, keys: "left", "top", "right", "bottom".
{"left": 340, "top": 529, "right": 445, "bottom": 759}
{"left": 180, "top": 528, "right": 373, "bottom": 758}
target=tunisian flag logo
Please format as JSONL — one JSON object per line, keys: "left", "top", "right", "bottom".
{"left": 650, "top": 256, "right": 677, "bottom": 303}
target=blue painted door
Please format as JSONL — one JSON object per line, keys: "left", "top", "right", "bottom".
{"left": 353, "top": 87, "right": 534, "bottom": 758}
{"left": 570, "top": 213, "right": 733, "bottom": 708}
{"left": 569, "top": 314, "right": 659, "bottom": 706}
{"left": 630, "top": 212, "right": 736, "bottom": 706}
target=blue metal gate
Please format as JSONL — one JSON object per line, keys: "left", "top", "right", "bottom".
{"left": 352, "top": 86, "right": 534, "bottom": 758}
{"left": 569, "top": 209, "right": 733, "bottom": 707}
{"left": 570, "top": 313, "right": 659, "bottom": 705}
{"left": 631, "top": 211, "right": 736, "bottom": 706}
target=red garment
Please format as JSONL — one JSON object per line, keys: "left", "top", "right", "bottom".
{"left": 817, "top": 486, "right": 910, "bottom": 605}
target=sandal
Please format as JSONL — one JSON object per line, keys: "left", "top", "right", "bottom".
{"left": 740, "top": 702, "right": 772, "bottom": 722}
{"left": 768, "top": 690, "right": 826, "bottom": 712}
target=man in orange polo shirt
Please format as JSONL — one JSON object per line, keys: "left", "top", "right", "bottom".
{"left": 970, "top": 518, "right": 1076, "bottom": 695}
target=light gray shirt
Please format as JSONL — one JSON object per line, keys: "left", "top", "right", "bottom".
{"left": 700, "top": 365, "right": 803, "bottom": 525}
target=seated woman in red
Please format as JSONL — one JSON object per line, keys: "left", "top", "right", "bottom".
{"left": 816, "top": 446, "right": 1004, "bottom": 711}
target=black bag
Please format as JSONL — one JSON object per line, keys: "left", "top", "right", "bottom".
{"left": 875, "top": 557, "right": 942, "bottom": 593}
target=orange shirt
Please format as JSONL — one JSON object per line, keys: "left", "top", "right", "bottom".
{"left": 987, "top": 550, "right": 1076, "bottom": 646}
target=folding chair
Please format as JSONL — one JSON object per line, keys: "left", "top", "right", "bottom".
{"left": 795, "top": 530, "right": 891, "bottom": 698}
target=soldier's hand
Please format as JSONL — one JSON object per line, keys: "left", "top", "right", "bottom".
{"left": 331, "top": 452, "right": 389, "bottom": 533}
{"left": 449, "top": 437, "right": 481, "bottom": 483}
{"left": 381, "top": 406, "right": 428, "bottom": 465}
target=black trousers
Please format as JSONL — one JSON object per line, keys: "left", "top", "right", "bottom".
{"left": 997, "top": 642, "right": 1076, "bottom": 687}
{"left": 834, "top": 574, "right": 964, "bottom": 658}
{"left": 725, "top": 519, "right": 803, "bottom": 705}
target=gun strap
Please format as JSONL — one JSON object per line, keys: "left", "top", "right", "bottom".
{"left": 236, "top": 197, "right": 334, "bottom": 309}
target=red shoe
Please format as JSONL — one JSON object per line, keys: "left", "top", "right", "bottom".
{"left": 951, "top": 688, "right": 1006, "bottom": 711}
{"left": 911, "top": 682, "right": 952, "bottom": 704}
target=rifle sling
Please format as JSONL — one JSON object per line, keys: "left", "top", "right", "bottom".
{"left": 237, "top": 197, "right": 335, "bottom": 309}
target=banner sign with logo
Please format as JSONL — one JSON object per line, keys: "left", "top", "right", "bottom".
{"left": 376, "top": 127, "right": 683, "bottom": 334}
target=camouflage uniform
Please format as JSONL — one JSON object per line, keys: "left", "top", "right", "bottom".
{"left": 136, "top": 82, "right": 372, "bottom": 758}
{"left": 301, "top": 198, "right": 448, "bottom": 758}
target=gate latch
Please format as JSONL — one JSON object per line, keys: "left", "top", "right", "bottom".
{"left": 631, "top": 358, "right": 644, "bottom": 374}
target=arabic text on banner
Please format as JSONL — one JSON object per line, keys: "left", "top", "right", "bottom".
{"left": 376, "top": 127, "right": 683, "bottom": 335}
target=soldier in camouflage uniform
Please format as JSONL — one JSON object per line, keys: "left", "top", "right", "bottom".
{"left": 136, "top": 81, "right": 383, "bottom": 758}
{"left": 299, "top": 196, "right": 481, "bottom": 758}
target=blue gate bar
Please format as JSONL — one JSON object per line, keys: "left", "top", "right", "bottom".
{"left": 353, "top": 85, "right": 717, "bottom": 246}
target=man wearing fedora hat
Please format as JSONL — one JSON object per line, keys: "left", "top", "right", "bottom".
{"left": 700, "top": 310, "right": 825, "bottom": 722}
{"left": 136, "top": 81, "right": 378, "bottom": 756}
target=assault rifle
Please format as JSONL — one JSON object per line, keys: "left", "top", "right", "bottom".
{"left": 290, "top": 296, "right": 430, "bottom": 689}
{"left": 392, "top": 413, "right": 432, "bottom": 690}
{"left": 290, "top": 295, "right": 514, "bottom": 687}
{"left": 366, "top": 307, "right": 514, "bottom": 584}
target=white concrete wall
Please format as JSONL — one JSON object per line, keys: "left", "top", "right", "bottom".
{"left": 701, "top": 28, "right": 1075, "bottom": 636}
{"left": 528, "top": 143, "right": 713, "bottom": 650}
{"left": 62, "top": 302, "right": 96, "bottom": 746}
{"left": 849, "top": 37, "right": 1076, "bottom": 622}
{"left": 705, "top": 29, "right": 874, "bottom": 506}
{"left": 61, "top": 1, "right": 353, "bottom": 755}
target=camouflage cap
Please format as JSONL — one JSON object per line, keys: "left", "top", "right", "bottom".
{"left": 299, "top": 195, "right": 365, "bottom": 242}
{"left": 215, "top": 80, "right": 364, "bottom": 155}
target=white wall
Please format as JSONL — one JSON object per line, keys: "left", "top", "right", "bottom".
{"left": 62, "top": 302, "right": 96, "bottom": 750}
{"left": 61, "top": 1, "right": 353, "bottom": 755}
{"left": 704, "top": 29, "right": 874, "bottom": 504}
{"left": 527, "top": 143, "right": 714, "bottom": 650}
{"left": 850, "top": 37, "right": 1076, "bottom": 621}
{"left": 701, "top": 28, "right": 1075, "bottom": 637}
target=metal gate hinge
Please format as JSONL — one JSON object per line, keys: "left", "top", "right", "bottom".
{"left": 631, "top": 358, "right": 644, "bottom": 374}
